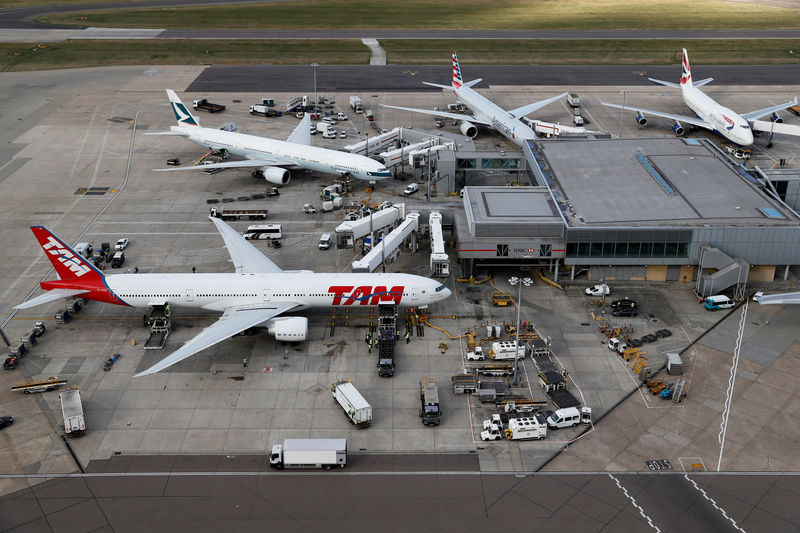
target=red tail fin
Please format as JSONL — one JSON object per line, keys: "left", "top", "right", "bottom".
{"left": 30, "top": 226, "right": 104, "bottom": 282}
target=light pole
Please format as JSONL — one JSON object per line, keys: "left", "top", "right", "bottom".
{"left": 311, "top": 62, "right": 319, "bottom": 113}
{"left": 509, "top": 276, "right": 533, "bottom": 386}
{"left": 618, "top": 89, "right": 629, "bottom": 140}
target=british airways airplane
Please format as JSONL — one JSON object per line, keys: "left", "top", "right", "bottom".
{"left": 382, "top": 51, "right": 584, "bottom": 147}
{"left": 150, "top": 90, "right": 392, "bottom": 183}
{"left": 15, "top": 219, "right": 450, "bottom": 376}
{"left": 602, "top": 49, "right": 798, "bottom": 146}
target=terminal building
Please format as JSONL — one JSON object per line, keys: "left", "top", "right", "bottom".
{"left": 455, "top": 137, "right": 800, "bottom": 296}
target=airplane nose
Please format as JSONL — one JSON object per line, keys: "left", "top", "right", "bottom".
{"left": 442, "top": 288, "right": 452, "bottom": 299}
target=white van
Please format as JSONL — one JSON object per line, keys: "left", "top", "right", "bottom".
{"left": 243, "top": 224, "right": 282, "bottom": 240}
{"left": 403, "top": 183, "right": 419, "bottom": 195}
{"left": 704, "top": 294, "right": 735, "bottom": 311}
{"left": 318, "top": 233, "right": 332, "bottom": 250}
{"left": 547, "top": 407, "right": 581, "bottom": 429}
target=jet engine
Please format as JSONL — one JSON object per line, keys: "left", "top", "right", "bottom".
{"left": 635, "top": 113, "right": 647, "bottom": 126}
{"left": 672, "top": 121, "right": 685, "bottom": 136}
{"left": 770, "top": 112, "right": 783, "bottom": 123}
{"left": 254, "top": 166, "right": 290, "bottom": 185}
{"left": 459, "top": 121, "right": 478, "bottom": 138}
{"left": 266, "top": 317, "right": 308, "bottom": 342}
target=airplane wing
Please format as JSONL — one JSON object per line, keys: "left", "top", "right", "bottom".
{"left": 600, "top": 101, "right": 711, "bottom": 129}
{"left": 209, "top": 216, "right": 282, "bottom": 274}
{"left": 14, "top": 289, "right": 89, "bottom": 310}
{"left": 508, "top": 92, "right": 569, "bottom": 119}
{"left": 380, "top": 104, "right": 490, "bottom": 126}
{"left": 134, "top": 302, "right": 299, "bottom": 376}
{"left": 741, "top": 97, "right": 799, "bottom": 121}
{"left": 153, "top": 158, "right": 290, "bottom": 172}
{"left": 287, "top": 113, "right": 311, "bottom": 145}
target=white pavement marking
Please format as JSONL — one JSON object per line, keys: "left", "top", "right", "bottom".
{"left": 683, "top": 474, "right": 746, "bottom": 532}
{"left": 362, "top": 38, "right": 387, "bottom": 66}
{"left": 608, "top": 473, "right": 662, "bottom": 532}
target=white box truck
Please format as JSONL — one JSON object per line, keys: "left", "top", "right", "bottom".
{"left": 349, "top": 95, "right": 363, "bottom": 113}
{"left": 505, "top": 417, "right": 547, "bottom": 440}
{"left": 269, "top": 438, "right": 347, "bottom": 470}
{"left": 488, "top": 341, "right": 526, "bottom": 360}
{"left": 59, "top": 388, "right": 85, "bottom": 436}
{"left": 332, "top": 379, "right": 372, "bottom": 428}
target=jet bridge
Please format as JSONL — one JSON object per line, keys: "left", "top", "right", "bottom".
{"left": 378, "top": 137, "right": 449, "bottom": 168}
{"left": 428, "top": 212, "right": 449, "bottom": 277}
{"left": 343, "top": 128, "right": 401, "bottom": 157}
{"left": 352, "top": 213, "right": 420, "bottom": 273}
{"left": 335, "top": 204, "right": 405, "bottom": 248}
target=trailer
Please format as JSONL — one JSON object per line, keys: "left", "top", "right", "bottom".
{"left": 209, "top": 206, "right": 268, "bottom": 221}
{"left": 250, "top": 105, "right": 282, "bottom": 117}
{"left": 332, "top": 379, "right": 372, "bottom": 428}
{"left": 477, "top": 380, "right": 510, "bottom": 403}
{"left": 192, "top": 98, "right": 226, "bottom": 113}
{"left": 269, "top": 438, "right": 346, "bottom": 470}
{"left": 59, "top": 388, "right": 85, "bottom": 436}
{"left": 419, "top": 375, "right": 441, "bottom": 426}
{"left": 547, "top": 388, "right": 581, "bottom": 409}
{"left": 469, "top": 362, "right": 515, "bottom": 376}
{"left": 539, "top": 370, "right": 567, "bottom": 392}
{"left": 12, "top": 376, "right": 68, "bottom": 394}
{"left": 451, "top": 374, "right": 477, "bottom": 394}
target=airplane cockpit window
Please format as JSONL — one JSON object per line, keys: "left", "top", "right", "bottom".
{"left": 435, "top": 285, "right": 446, "bottom": 292}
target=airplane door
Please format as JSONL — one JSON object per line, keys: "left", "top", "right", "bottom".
{"left": 263, "top": 289, "right": 271, "bottom": 303}
{"left": 412, "top": 288, "right": 419, "bottom": 301}
{"left": 186, "top": 289, "right": 194, "bottom": 303}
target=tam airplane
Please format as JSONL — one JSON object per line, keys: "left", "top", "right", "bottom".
{"left": 382, "top": 51, "right": 585, "bottom": 147}
{"left": 149, "top": 90, "right": 392, "bottom": 183}
{"left": 15, "top": 218, "right": 451, "bottom": 376}
{"left": 602, "top": 49, "right": 798, "bottom": 146}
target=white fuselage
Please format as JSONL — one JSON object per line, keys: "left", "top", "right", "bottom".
{"left": 107, "top": 272, "right": 449, "bottom": 313}
{"left": 175, "top": 125, "right": 392, "bottom": 180}
{"left": 454, "top": 85, "right": 538, "bottom": 148}
{"left": 681, "top": 85, "right": 754, "bottom": 146}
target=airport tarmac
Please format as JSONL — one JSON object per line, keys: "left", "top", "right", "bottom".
{"left": 2, "top": 65, "right": 800, "bottom": 530}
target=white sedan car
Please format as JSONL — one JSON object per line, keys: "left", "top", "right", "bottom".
{"left": 115, "top": 238, "right": 129, "bottom": 251}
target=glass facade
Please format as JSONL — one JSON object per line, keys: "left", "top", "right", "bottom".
{"left": 566, "top": 241, "right": 690, "bottom": 259}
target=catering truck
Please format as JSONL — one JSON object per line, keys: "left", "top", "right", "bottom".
{"left": 59, "top": 388, "right": 85, "bottom": 436}
{"left": 269, "top": 438, "right": 347, "bottom": 470}
{"left": 332, "top": 379, "right": 372, "bottom": 428}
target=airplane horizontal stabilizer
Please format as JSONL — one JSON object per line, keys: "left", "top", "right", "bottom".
{"left": 462, "top": 78, "right": 483, "bottom": 88}
{"left": 380, "top": 104, "right": 489, "bottom": 125}
{"left": 648, "top": 77, "right": 680, "bottom": 89}
{"left": 153, "top": 159, "right": 284, "bottom": 172}
{"left": 693, "top": 77, "right": 713, "bottom": 88}
{"left": 144, "top": 131, "right": 189, "bottom": 136}
{"left": 14, "top": 289, "right": 89, "bottom": 310}
{"left": 421, "top": 82, "right": 456, "bottom": 91}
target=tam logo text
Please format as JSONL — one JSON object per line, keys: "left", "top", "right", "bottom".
{"left": 329, "top": 285, "right": 403, "bottom": 305}
{"left": 42, "top": 237, "right": 90, "bottom": 277}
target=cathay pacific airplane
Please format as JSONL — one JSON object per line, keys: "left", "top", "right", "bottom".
{"left": 15, "top": 219, "right": 450, "bottom": 376}
{"left": 150, "top": 90, "right": 392, "bottom": 183}
{"left": 381, "top": 51, "right": 585, "bottom": 147}
{"left": 602, "top": 49, "right": 798, "bottom": 146}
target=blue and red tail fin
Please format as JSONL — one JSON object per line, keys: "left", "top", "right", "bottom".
{"left": 30, "top": 226, "right": 104, "bottom": 282}
{"left": 451, "top": 50, "right": 463, "bottom": 89}
{"left": 166, "top": 89, "right": 200, "bottom": 126}
{"left": 679, "top": 48, "right": 693, "bottom": 88}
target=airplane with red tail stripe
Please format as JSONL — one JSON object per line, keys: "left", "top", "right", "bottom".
{"left": 15, "top": 218, "right": 450, "bottom": 377}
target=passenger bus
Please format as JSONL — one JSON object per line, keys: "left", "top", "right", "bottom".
{"left": 242, "top": 224, "right": 282, "bottom": 240}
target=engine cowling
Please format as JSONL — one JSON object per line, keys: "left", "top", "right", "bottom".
{"left": 459, "top": 121, "right": 478, "bottom": 138}
{"left": 770, "top": 112, "right": 783, "bottom": 123}
{"left": 635, "top": 113, "right": 647, "bottom": 126}
{"left": 261, "top": 166, "right": 291, "bottom": 185}
{"left": 672, "top": 122, "right": 685, "bottom": 136}
{"left": 266, "top": 316, "right": 307, "bottom": 342}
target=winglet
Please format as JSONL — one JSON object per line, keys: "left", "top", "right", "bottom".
{"left": 167, "top": 89, "right": 200, "bottom": 127}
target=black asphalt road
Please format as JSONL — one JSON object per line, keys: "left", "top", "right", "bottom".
{"left": 187, "top": 64, "right": 800, "bottom": 93}
{"left": 1, "top": 454, "right": 797, "bottom": 532}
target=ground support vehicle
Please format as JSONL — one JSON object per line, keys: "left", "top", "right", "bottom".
{"left": 59, "top": 388, "right": 85, "bottom": 436}
{"left": 349, "top": 96, "right": 363, "bottom": 113}
{"left": 103, "top": 353, "right": 120, "bottom": 371}
{"left": 209, "top": 206, "right": 268, "bottom": 221}
{"left": 477, "top": 380, "right": 510, "bottom": 403}
{"left": 501, "top": 398, "right": 547, "bottom": 414}
{"left": 547, "top": 389, "right": 581, "bottom": 409}
{"left": 505, "top": 417, "right": 547, "bottom": 440}
{"left": 539, "top": 370, "right": 568, "bottom": 393}
{"left": 452, "top": 374, "right": 477, "bottom": 394}
{"left": 144, "top": 305, "right": 170, "bottom": 350}
{"left": 567, "top": 93, "right": 581, "bottom": 108}
{"left": 250, "top": 105, "right": 282, "bottom": 117}
{"left": 12, "top": 376, "right": 67, "bottom": 394}
{"left": 192, "top": 99, "right": 225, "bottom": 113}
{"left": 332, "top": 379, "right": 372, "bottom": 428}
{"left": 488, "top": 341, "right": 527, "bottom": 361}
{"left": 377, "top": 304, "right": 397, "bottom": 377}
{"left": 492, "top": 291, "right": 512, "bottom": 307}
{"left": 269, "top": 439, "right": 346, "bottom": 470}
{"left": 419, "top": 375, "right": 441, "bottom": 426}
